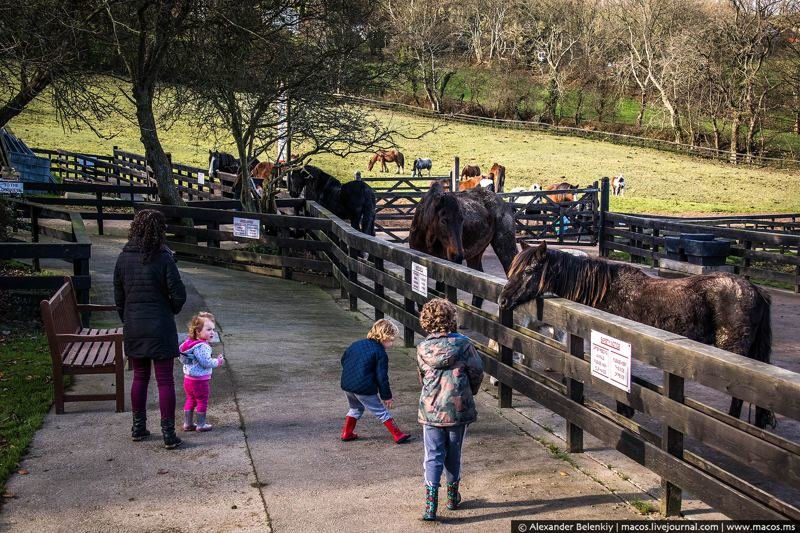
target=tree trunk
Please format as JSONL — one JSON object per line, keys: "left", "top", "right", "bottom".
{"left": 133, "top": 83, "right": 183, "bottom": 207}
{"left": 745, "top": 113, "right": 758, "bottom": 162}
{"left": 574, "top": 89, "right": 584, "bottom": 126}
{"left": 636, "top": 88, "right": 646, "bottom": 127}
{"left": 545, "top": 77, "right": 559, "bottom": 124}
{"left": 0, "top": 70, "right": 52, "bottom": 128}
{"left": 236, "top": 143, "right": 256, "bottom": 213}
{"left": 729, "top": 116, "right": 740, "bottom": 164}
{"left": 711, "top": 116, "right": 721, "bottom": 153}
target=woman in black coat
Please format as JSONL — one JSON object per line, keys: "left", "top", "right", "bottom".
{"left": 114, "top": 209, "right": 187, "bottom": 449}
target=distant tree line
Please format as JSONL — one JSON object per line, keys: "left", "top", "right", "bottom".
{"left": 2, "top": 0, "right": 800, "bottom": 209}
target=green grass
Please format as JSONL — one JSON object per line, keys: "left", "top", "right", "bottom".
{"left": 7, "top": 84, "right": 800, "bottom": 215}
{"left": 0, "top": 332, "right": 62, "bottom": 494}
{"left": 629, "top": 498, "right": 658, "bottom": 515}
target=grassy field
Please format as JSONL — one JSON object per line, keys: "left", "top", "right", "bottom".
{"left": 8, "top": 93, "right": 800, "bottom": 214}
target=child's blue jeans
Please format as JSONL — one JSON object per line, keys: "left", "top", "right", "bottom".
{"left": 345, "top": 392, "right": 392, "bottom": 423}
{"left": 423, "top": 424, "right": 467, "bottom": 488}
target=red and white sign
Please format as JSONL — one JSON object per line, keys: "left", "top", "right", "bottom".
{"left": 590, "top": 330, "right": 631, "bottom": 393}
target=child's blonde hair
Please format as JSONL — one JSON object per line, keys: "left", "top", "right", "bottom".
{"left": 419, "top": 298, "right": 457, "bottom": 334}
{"left": 188, "top": 312, "right": 216, "bottom": 340}
{"left": 367, "top": 319, "right": 399, "bottom": 343}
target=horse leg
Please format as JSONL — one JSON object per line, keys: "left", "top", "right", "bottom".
{"left": 465, "top": 256, "right": 485, "bottom": 309}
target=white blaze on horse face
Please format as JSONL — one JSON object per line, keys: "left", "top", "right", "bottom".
{"left": 208, "top": 156, "right": 216, "bottom": 177}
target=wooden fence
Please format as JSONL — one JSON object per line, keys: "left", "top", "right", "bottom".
{"left": 600, "top": 211, "right": 800, "bottom": 293}
{"left": 138, "top": 199, "right": 799, "bottom": 521}
{"left": 1, "top": 200, "right": 92, "bottom": 311}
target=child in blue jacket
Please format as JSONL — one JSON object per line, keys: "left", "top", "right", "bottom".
{"left": 340, "top": 319, "right": 410, "bottom": 444}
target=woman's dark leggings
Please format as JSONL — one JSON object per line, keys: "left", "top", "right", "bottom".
{"left": 129, "top": 358, "right": 176, "bottom": 420}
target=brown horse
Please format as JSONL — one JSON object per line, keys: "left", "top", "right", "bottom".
{"left": 458, "top": 175, "right": 484, "bottom": 191}
{"left": 410, "top": 181, "right": 518, "bottom": 308}
{"left": 489, "top": 163, "right": 506, "bottom": 192}
{"left": 461, "top": 165, "right": 481, "bottom": 179}
{"left": 368, "top": 149, "right": 405, "bottom": 174}
{"left": 545, "top": 182, "right": 579, "bottom": 203}
{"left": 499, "top": 243, "right": 774, "bottom": 429}
{"left": 251, "top": 161, "right": 275, "bottom": 179}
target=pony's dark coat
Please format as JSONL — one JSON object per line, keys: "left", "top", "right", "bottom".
{"left": 498, "top": 243, "right": 774, "bottom": 428}
{"left": 288, "top": 165, "right": 376, "bottom": 235}
{"left": 410, "top": 181, "right": 518, "bottom": 307}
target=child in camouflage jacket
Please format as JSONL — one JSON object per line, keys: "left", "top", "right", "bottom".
{"left": 416, "top": 298, "right": 484, "bottom": 521}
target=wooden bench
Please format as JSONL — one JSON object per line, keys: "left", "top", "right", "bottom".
{"left": 40, "top": 277, "right": 125, "bottom": 414}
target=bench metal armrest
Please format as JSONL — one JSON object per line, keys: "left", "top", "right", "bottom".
{"left": 75, "top": 304, "right": 118, "bottom": 312}
{"left": 56, "top": 333, "right": 124, "bottom": 343}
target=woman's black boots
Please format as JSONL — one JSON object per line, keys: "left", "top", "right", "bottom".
{"left": 160, "top": 418, "right": 182, "bottom": 449}
{"left": 131, "top": 411, "right": 151, "bottom": 441}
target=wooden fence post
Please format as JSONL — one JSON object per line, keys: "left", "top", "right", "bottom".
{"left": 348, "top": 246, "right": 358, "bottom": 311}
{"left": 660, "top": 371, "right": 685, "bottom": 516}
{"left": 403, "top": 267, "right": 415, "bottom": 347}
{"left": 95, "top": 191, "right": 104, "bottom": 236}
{"left": 743, "top": 240, "right": 752, "bottom": 279}
{"left": 598, "top": 177, "right": 610, "bottom": 257}
{"left": 566, "top": 333, "right": 585, "bottom": 452}
{"left": 451, "top": 156, "right": 459, "bottom": 192}
{"left": 374, "top": 257, "right": 385, "bottom": 320}
{"left": 498, "top": 306, "right": 514, "bottom": 408}
{"left": 31, "top": 206, "right": 40, "bottom": 272}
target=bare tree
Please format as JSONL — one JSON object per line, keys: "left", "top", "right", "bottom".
{"left": 385, "top": 0, "right": 458, "bottom": 112}
{"left": 95, "top": 0, "right": 195, "bottom": 206}
{"left": 184, "top": 0, "right": 402, "bottom": 212}
{"left": 0, "top": 1, "right": 115, "bottom": 130}
{"left": 519, "top": 0, "right": 598, "bottom": 124}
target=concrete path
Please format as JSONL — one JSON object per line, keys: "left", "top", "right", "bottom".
{"left": 1, "top": 228, "right": 659, "bottom": 532}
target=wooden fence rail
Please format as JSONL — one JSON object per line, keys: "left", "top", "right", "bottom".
{"left": 2, "top": 200, "right": 92, "bottom": 316}
{"left": 600, "top": 212, "right": 800, "bottom": 293}
{"left": 138, "top": 199, "right": 800, "bottom": 520}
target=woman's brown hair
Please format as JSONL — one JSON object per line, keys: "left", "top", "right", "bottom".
{"left": 129, "top": 209, "right": 167, "bottom": 263}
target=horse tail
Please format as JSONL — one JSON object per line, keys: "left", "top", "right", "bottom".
{"left": 749, "top": 285, "right": 772, "bottom": 364}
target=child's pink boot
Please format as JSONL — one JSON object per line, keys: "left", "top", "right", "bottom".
{"left": 195, "top": 412, "right": 212, "bottom": 432}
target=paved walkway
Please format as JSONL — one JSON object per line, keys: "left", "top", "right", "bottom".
{"left": 0, "top": 228, "right": 696, "bottom": 532}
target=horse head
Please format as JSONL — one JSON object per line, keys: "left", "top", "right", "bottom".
{"left": 208, "top": 150, "right": 219, "bottom": 176}
{"left": 287, "top": 165, "right": 313, "bottom": 198}
{"left": 433, "top": 191, "right": 465, "bottom": 264}
{"left": 498, "top": 242, "right": 551, "bottom": 310}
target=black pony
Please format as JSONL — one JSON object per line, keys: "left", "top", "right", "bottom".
{"left": 288, "top": 165, "right": 376, "bottom": 235}
{"left": 498, "top": 242, "right": 774, "bottom": 428}
{"left": 208, "top": 150, "right": 240, "bottom": 176}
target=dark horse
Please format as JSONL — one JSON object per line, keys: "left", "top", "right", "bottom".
{"left": 410, "top": 181, "right": 518, "bottom": 308}
{"left": 498, "top": 242, "right": 774, "bottom": 429}
{"left": 287, "top": 165, "right": 376, "bottom": 235}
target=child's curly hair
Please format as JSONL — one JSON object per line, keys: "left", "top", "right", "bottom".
{"left": 129, "top": 209, "right": 167, "bottom": 263}
{"left": 367, "top": 319, "right": 399, "bottom": 343}
{"left": 419, "top": 298, "right": 457, "bottom": 334}
{"left": 188, "top": 312, "right": 216, "bottom": 340}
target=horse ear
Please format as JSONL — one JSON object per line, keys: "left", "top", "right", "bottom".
{"left": 534, "top": 242, "right": 547, "bottom": 260}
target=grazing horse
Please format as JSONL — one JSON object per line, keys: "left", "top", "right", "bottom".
{"left": 410, "top": 181, "right": 518, "bottom": 308}
{"left": 498, "top": 243, "right": 774, "bottom": 429}
{"left": 489, "top": 163, "right": 506, "bottom": 193}
{"left": 461, "top": 165, "right": 481, "bottom": 179}
{"left": 611, "top": 175, "right": 625, "bottom": 196}
{"left": 287, "top": 165, "right": 376, "bottom": 235}
{"left": 545, "top": 182, "right": 579, "bottom": 203}
{"left": 368, "top": 149, "right": 405, "bottom": 174}
{"left": 412, "top": 158, "right": 433, "bottom": 177}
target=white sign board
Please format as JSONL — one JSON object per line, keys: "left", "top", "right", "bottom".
{"left": 411, "top": 262, "right": 428, "bottom": 297}
{"left": 590, "top": 330, "right": 632, "bottom": 393}
{"left": 0, "top": 181, "right": 23, "bottom": 194}
{"left": 197, "top": 172, "right": 205, "bottom": 185}
{"left": 233, "top": 217, "right": 260, "bottom": 239}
